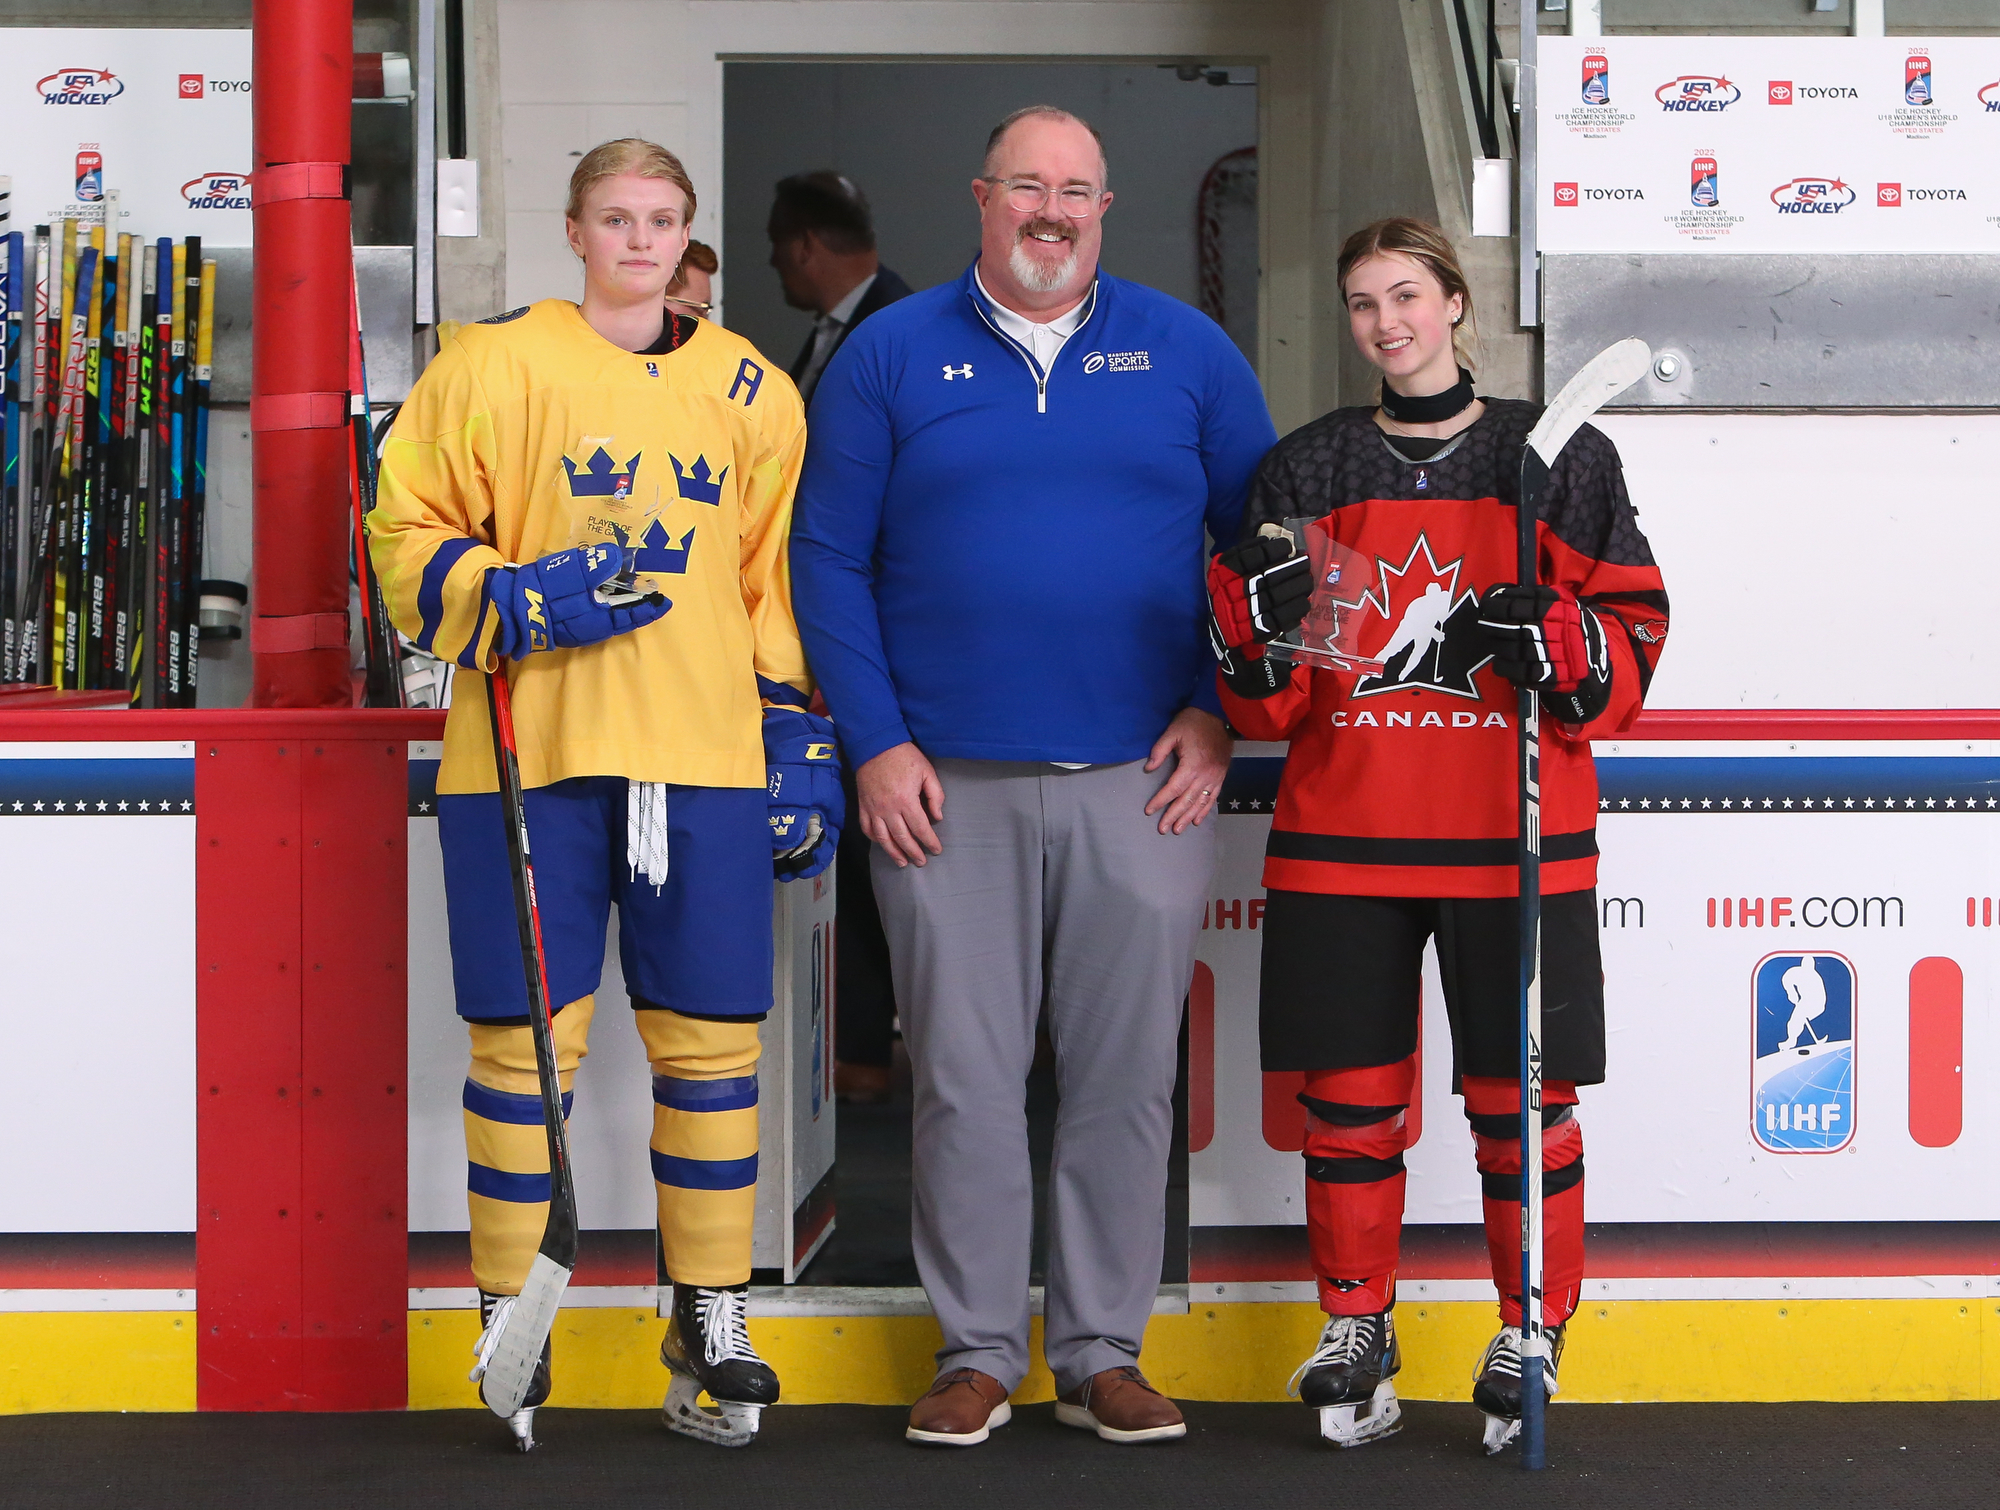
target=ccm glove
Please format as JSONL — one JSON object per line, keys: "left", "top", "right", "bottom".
{"left": 1476, "top": 583, "right": 1613, "bottom": 725}
{"left": 763, "top": 707, "right": 844, "bottom": 881}
{"left": 1207, "top": 535, "right": 1312, "bottom": 657}
{"left": 485, "top": 541, "right": 669, "bottom": 659}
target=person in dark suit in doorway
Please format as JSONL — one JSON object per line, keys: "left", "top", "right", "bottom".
{"left": 768, "top": 169, "right": 911, "bottom": 1102}
{"left": 768, "top": 171, "right": 914, "bottom": 407}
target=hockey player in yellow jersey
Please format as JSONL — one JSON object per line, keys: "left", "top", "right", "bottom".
{"left": 369, "top": 139, "right": 842, "bottom": 1452}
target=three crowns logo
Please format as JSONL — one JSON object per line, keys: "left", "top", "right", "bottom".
{"left": 671, "top": 453, "right": 728, "bottom": 505}
{"left": 562, "top": 446, "right": 640, "bottom": 499}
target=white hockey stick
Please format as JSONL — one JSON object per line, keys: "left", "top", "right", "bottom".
{"left": 1512, "top": 337, "right": 1650, "bottom": 1470}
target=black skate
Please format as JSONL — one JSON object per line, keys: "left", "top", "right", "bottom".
{"left": 1472, "top": 1322, "right": 1565, "bottom": 1455}
{"left": 1286, "top": 1311, "right": 1403, "bottom": 1447}
{"left": 471, "top": 1290, "right": 552, "bottom": 1452}
{"left": 659, "top": 1283, "right": 779, "bottom": 1447}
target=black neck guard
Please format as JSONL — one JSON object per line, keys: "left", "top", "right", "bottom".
{"left": 1380, "top": 367, "right": 1475, "bottom": 425}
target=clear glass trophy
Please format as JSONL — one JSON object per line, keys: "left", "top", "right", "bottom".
{"left": 1266, "top": 517, "right": 1387, "bottom": 675}
{"left": 560, "top": 443, "right": 663, "bottom": 605}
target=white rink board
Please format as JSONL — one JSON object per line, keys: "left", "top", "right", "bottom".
{"left": 1596, "top": 413, "right": 2000, "bottom": 712}
{"left": 1192, "top": 743, "right": 1999, "bottom": 1230}
{"left": 0, "top": 31, "right": 253, "bottom": 244}
{"left": 0, "top": 743, "right": 196, "bottom": 1231}
{"left": 1539, "top": 37, "right": 2000, "bottom": 253}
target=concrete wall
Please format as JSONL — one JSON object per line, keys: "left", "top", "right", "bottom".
{"left": 719, "top": 61, "right": 1258, "bottom": 376}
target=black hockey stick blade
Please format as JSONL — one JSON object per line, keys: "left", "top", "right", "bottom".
{"left": 1524, "top": 338, "right": 1651, "bottom": 473}
{"left": 478, "top": 667, "right": 579, "bottom": 1419}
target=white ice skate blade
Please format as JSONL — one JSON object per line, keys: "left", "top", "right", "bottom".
{"left": 906, "top": 1400, "right": 1011, "bottom": 1446}
{"left": 505, "top": 1407, "right": 536, "bottom": 1453}
{"left": 1316, "top": 1381, "right": 1402, "bottom": 1448}
{"left": 1482, "top": 1411, "right": 1522, "bottom": 1455}
{"left": 1054, "top": 1400, "right": 1187, "bottom": 1443}
{"left": 662, "top": 1372, "right": 762, "bottom": 1447}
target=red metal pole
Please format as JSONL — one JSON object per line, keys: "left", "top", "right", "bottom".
{"left": 250, "top": 0, "right": 355, "bottom": 707}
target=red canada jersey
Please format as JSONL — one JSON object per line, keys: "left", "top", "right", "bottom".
{"left": 1221, "top": 399, "right": 1669, "bottom": 899}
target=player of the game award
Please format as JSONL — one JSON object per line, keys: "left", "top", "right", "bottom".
{"left": 1265, "top": 517, "right": 1388, "bottom": 675}
{"left": 561, "top": 442, "right": 664, "bottom": 606}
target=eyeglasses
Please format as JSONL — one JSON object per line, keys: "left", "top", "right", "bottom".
{"left": 982, "top": 177, "right": 1106, "bottom": 218}
{"left": 665, "top": 295, "right": 712, "bottom": 315}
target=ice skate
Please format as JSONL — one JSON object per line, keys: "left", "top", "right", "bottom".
{"left": 1472, "top": 1322, "right": 1564, "bottom": 1455}
{"left": 659, "top": 1283, "right": 779, "bottom": 1447}
{"left": 1286, "top": 1311, "right": 1403, "bottom": 1448}
{"left": 470, "top": 1290, "right": 552, "bottom": 1453}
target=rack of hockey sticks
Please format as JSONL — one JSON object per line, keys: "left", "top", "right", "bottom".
{"left": 0, "top": 201, "right": 216, "bottom": 704}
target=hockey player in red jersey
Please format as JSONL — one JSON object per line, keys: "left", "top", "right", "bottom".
{"left": 1205, "top": 219, "right": 1668, "bottom": 1451}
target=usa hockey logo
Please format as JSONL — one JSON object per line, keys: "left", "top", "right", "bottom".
{"left": 181, "top": 172, "right": 252, "bottom": 211}
{"left": 1979, "top": 80, "right": 2000, "bottom": 112}
{"left": 1751, "top": 952, "right": 1856, "bottom": 1155}
{"left": 1905, "top": 53, "right": 1932, "bottom": 107}
{"left": 1656, "top": 75, "right": 1740, "bottom": 113}
{"left": 37, "top": 68, "right": 124, "bottom": 106}
{"left": 1770, "top": 177, "right": 1856, "bottom": 214}
{"left": 1581, "top": 54, "right": 1610, "bottom": 106}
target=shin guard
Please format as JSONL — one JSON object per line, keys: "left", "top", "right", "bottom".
{"left": 1463, "top": 1076, "right": 1585, "bottom": 1326}
{"left": 639, "top": 1010, "right": 763, "bottom": 1288}
{"left": 1300, "top": 1058, "right": 1417, "bottom": 1315}
{"left": 464, "top": 997, "right": 596, "bottom": 1295}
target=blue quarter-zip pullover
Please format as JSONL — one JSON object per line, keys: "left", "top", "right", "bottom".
{"left": 792, "top": 262, "right": 1276, "bottom": 768}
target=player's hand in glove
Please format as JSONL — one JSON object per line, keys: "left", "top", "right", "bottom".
{"left": 1207, "top": 533, "right": 1313, "bottom": 657}
{"left": 1476, "top": 583, "right": 1613, "bottom": 725}
{"left": 486, "top": 541, "right": 669, "bottom": 659}
{"left": 763, "top": 706, "right": 844, "bottom": 880}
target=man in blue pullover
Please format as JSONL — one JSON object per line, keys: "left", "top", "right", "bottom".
{"left": 793, "top": 105, "right": 1275, "bottom": 1447}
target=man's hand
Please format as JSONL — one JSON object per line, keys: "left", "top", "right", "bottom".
{"left": 1143, "top": 708, "right": 1233, "bottom": 835}
{"left": 857, "top": 741, "right": 946, "bottom": 868}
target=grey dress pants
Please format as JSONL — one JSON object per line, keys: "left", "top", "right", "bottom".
{"left": 871, "top": 757, "right": 1217, "bottom": 1393}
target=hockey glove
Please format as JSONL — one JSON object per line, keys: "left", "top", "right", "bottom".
{"left": 1476, "top": 583, "right": 1613, "bottom": 725}
{"left": 763, "top": 707, "right": 843, "bottom": 881}
{"left": 485, "top": 541, "right": 670, "bottom": 660}
{"left": 1207, "top": 535, "right": 1313, "bottom": 657}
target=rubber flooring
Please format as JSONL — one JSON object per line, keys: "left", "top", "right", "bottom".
{"left": 7, "top": 1401, "right": 1995, "bottom": 1509}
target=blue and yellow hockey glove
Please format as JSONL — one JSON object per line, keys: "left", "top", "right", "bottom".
{"left": 485, "top": 541, "right": 670, "bottom": 659}
{"left": 763, "top": 706, "right": 843, "bottom": 881}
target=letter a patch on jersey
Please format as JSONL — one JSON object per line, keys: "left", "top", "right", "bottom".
{"left": 728, "top": 358, "right": 764, "bottom": 407}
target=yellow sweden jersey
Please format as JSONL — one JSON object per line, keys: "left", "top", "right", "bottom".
{"left": 369, "top": 300, "right": 808, "bottom": 794}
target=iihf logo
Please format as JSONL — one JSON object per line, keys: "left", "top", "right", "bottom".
{"left": 670, "top": 453, "right": 727, "bottom": 504}
{"left": 1581, "top": 54, "right": 1610, "bottom": 106}
{"left": 562, "top": 446, "right": 640, "bottom": 499}
{"left": 1905, "top": 53, "right": 1933, "bottom": 107}
{"left": 1690, "top": 156, "right": 1720, "bottom": 208}
{"left": 1752, "top": 952, "right": 1856, "bottom": 1154}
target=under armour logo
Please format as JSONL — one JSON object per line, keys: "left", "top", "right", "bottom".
{"left": 942, "top": 363, "right": 974, "bottom": 380}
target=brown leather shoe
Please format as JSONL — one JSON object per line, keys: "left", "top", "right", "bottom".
{"left": 1055, "top": 1366, "right": 1187, "bottom": 1443}
{"left": 906, "top": 1367, "right": 1012, "bottom": 1445}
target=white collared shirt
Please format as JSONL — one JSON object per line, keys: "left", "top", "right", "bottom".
{"left": 973, "top": 267, "right": 1089, "bottom": 373}
{"left": 798, "top": 270, "right": 881, "bottom": 401}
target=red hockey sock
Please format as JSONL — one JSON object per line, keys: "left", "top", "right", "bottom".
{"left": 1301, "top": 1058, "right": 1416, "bottom": 1315}
{"left": 1464, "top": 1076, "right": 1585, "bottom": 1327}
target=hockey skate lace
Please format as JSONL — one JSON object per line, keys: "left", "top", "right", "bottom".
{"left": 697, "top": 1288, "right": 760, "bottom": 1368}
{"left": 1285, "top": 1315, "right": 1373, "bottom": 1399}
{"left": 628, "top": 781, "right": 670, "bottom": 892}
{"left": 1478, "top": 1326, "right": 1524, "bottom": 1384}
{"left": 469, "top": 1295, "right": 516, "bottom": 1383}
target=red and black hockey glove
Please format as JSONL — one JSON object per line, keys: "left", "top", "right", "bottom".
{"left": 1207, "top": 536, "right": 1312, "bottom": 701}
{"left": 1476, "top": 584, "right": 1613, "bottom": 725}
{"left": 1208, "top": 536, "right": 1313, "bottom": 655}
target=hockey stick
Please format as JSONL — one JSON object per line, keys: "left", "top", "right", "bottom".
{"left": 477, "top": 667, "right": 579, "bottom": 1419}
{"left": 1513, "top": 336, "right": 1650, "bottom": 1471}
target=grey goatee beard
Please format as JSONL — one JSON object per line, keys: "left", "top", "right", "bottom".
{"left": 1009, "top": 225, "right": 1079, "bottom": 294}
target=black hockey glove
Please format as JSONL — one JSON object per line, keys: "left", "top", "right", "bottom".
{"left": 1207, "top": 535, "right": 1312, "bottom": 658}
{"left": 1476, "top": 584, "right": 1613, "bottom": 725}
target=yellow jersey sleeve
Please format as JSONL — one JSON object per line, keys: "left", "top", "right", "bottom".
{"left": 737, "top": 375, "right": 811, "bottom": 704}
{"left": 367, "top": 333, "right": 508, "bottom": 672}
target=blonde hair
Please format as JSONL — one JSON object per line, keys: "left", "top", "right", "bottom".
{"left": 565, "top": 138, "right": 696, "bottom": 223}
{"left": 1337, "top": 217, "right": 1476, "bottom": 370}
